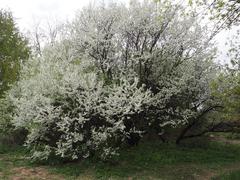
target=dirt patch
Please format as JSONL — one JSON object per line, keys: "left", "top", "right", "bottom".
{"left": 210, "top": 135, "right": 240, "bottom": 145}
{"left": 196, "top": 170, "right": 216, "bottom": 180}
{"left": 11, "top": 167, "right": 64, "bottom": 180}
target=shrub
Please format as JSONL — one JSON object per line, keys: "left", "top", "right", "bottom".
{"left": 9, "top": 44, "right": 152, "bottom": 160}
{"left": 0, "top": 97, "right": 27, "bottom": 145}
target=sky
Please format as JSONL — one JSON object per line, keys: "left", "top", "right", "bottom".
{"left": 0, "top": 0, "right": 237, "bottom": 64}
{"left": 0, "top": 0, "right": 129, "bottom": 32}
{"left": 0, "top": 0, "right": 96, "bottom": 31}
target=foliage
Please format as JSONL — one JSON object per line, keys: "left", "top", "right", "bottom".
{"left": 0, "top": 96, "right": 27, "bottom": 145}
{"left": 0, "top": 9, "right": 30, "bottom": 96}
{"left": 0, "top": 97, "right": 13, "bottom": 134}
{"left": 0, "top": 9, "right": 30, "bottom": 145}
{"left": 211, "top": 72, "right": 240, "bottom": 122}
{"left": 211, "top": 31, "right": 240, "bottom": 123}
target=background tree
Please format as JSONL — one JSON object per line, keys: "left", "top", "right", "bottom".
{"left": 27, "top": 18, "right": 62, "bottom": 56}
{"left": 174, "top": 12, "right": 240, "bottom": 143}
{"left": 212, "top": 31, "right": 240, "bottom": 122}
{"left": 0, "top": 9, "right": 30, "bottom": 96}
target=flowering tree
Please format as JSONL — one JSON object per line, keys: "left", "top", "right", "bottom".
{"left": 7, "top": 0, "right": 220, "bottom": 160}
{"left": 71, "top": 1, "right": 218, "bottom": 141}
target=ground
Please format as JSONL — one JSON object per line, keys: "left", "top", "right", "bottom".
{"left": 1, "top": 134, "right": 240, "bottom": 180}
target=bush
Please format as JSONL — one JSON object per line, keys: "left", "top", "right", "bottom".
{"left": 8, "top": 45, "right": 152, "bottom": 161}
{"left": 0, "top": 97, "right": 27, "bottom": 145}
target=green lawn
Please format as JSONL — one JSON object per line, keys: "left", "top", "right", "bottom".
{"left": 213, "top": 170, "right": 240, "bottom": 180}
{"left": 1, "top": 139, "right": 240, "bottom": 179}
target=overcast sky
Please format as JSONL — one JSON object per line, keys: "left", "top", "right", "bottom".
{"left": 0, "top": 0, "right": 237, "bottom": 64}
{"left": 0, "top": 0, "right": 128, "bottom": 31}
{"left": 0, "top": 0, "right": 91, "bottom": 31}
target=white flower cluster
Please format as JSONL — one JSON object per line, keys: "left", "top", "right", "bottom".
{"left": 9, "top": 43, "right": 152, "bottom": 160}
{"left": 6, "top": 0, "right": 217, "bottom": 161}
{"left": 68, "top": 0, "right": 215, "bottom": 130}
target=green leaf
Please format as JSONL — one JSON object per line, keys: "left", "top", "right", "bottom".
{"left": 217, "top": 0, "right": 225, "bottom": 8}
{"left": 188, "top": 0, "right": 193, "bottom": 6}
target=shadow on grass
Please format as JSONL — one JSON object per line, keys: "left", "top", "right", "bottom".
{"left": 45, "top": 140, "right": 240, "bottom": 179}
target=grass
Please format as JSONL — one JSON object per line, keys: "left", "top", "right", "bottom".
{"left": 213, "top": 170, "right": 240, "bottom": 180}
{"left": 1, "top": 139, "right": 240, "bottom": 179}
{"left": 0, "top": 144, "right": 30, "bottom": 179}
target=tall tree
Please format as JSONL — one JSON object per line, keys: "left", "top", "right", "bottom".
{"left": 0, "top": 9, "right": 30, "bottom": 96}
